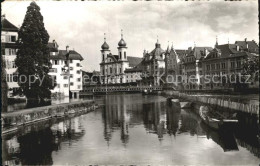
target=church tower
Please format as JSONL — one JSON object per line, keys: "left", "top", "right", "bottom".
{"left": 101, "top": 33, "right": 110, "bottom": 62}
{"left": 118, "top": 29, "right": 127, "bottom": 61}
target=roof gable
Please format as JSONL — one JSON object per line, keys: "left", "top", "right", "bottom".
{"left": 1, "top": 18, "right": 19, "bottom": 32}
{"left": 127, "top": 56, "right": 142, "bottom": 67}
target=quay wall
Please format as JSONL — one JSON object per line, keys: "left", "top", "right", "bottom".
{"left": 2, "top": 100, "right": 95, "bottom": 135}
{"left": 163, "top": 90, "right": 259, "bottom": 116}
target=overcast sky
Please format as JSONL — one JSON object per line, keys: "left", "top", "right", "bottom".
{"left": 2, "top": 1, "right": 258, "bottom": 72}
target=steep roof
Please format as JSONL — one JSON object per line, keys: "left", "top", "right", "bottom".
{"left": 149, "top": 47, "right": 165, "bottom": 60}
{"left": 50, "top": 50, "right": 84, "bottom": 60}
{"left": 47, "top": 43, "right": 58, "bottom": 52}
{"left": 1, "top": 18, "right": 19, "bottom": 32}
{"left": 127, "top": 56, "right": 142, "bottom": 67}
{"left": 235, "top": 40, "right": 259, "bottom": 54}
{"left": 216, "top": 44, "right": 239, "bottom": 57}
{"left": 192, "top": 47, "right": 213, "bottom": 60}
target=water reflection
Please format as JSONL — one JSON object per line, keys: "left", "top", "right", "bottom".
{"left": 2, "top": 94, "right": 260, "bottom": 165}
{"left": 2, "top": 117, "right": 84, "bottom": 165}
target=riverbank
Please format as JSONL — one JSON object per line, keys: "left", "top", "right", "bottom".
{"left": 2, "top": 100, "right": 96, "bottom": 135}
{"left": 163, "top": 90, "right": 259, "bottom": 115}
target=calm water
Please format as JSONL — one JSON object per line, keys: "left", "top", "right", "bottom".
{"left": 2, "top": 94, "right": 260, "bottom": 165}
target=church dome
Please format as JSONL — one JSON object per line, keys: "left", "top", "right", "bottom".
{"left": 101, "top": 41, "right": 109, "bottom": 50}
{"left": 118, "top": 39, "right": 127, "bottom": 47}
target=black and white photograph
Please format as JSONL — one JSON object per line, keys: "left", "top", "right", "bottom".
{"left": 1, "top": 0, "right": 259, "bottom": 165}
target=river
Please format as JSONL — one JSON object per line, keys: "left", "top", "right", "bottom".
{"left": 2, "top": 93, "right": 260, "bottom": 165}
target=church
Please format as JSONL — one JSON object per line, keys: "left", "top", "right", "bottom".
{"left": 99, "top": 31, "right": 142, "bottom": 85}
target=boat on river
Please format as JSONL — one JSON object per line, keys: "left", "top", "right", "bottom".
{"left": 180, "top": 101, "right": 192, "bottom": 108}
{"left": 199, "top": 106, "right": 238, "bottom": 130}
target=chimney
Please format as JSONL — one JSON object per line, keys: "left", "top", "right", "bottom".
{"left": 188, "top": 47, "right": 192, "bottom": 52}
{"left": 236, "top": 45, "right": 239, "bottom": 51}
{"left": 66, "top": 45, "right": 69, "bottom": 53}
{"left": 1, "top": 14, "right": 5, "bottom": 21}
{"left": 245, "top": 38, "right": 247, "bottom": 42}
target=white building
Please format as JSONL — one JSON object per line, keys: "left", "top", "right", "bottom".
{"left": 1, "top": 16, "right": 20, "bottom": 97}
{"left": 100, "top": 31, "right": 142, "bottom": 85}
{"left": 48, "top": 41, "right": 83, "bottom": 98}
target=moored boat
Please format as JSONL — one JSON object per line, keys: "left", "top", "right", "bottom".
{"left": 180, "top": 101, "right": 192, "bottom": 108}
{"left": 199, "top": 106, "right": 238, "bottom": 130}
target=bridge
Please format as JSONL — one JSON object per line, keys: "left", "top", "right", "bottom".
{"left": 79, "top": 86, "right": 163, "bottom": 95}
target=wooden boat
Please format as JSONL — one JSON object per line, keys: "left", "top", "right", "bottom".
{"left": 199, "top": 106, "right": 238, "bottom": 130}
{"left": 180, "top": 101, "right": 192, "bottom": 108}
{"left": 171, "top": 99, "right": 180, "bottom": 103}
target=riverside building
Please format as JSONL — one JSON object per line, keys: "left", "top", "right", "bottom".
{"left": 1, "top": 15, "right": 20, "bottom": 97}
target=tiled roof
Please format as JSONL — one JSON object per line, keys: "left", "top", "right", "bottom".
{"left": 1, "top": 18, "right": 19, "bottom": 32}
{"left": 47, "top": 43, "right": 58, "bottom": 52}
{"left": 192, "top": 47, "right": 213, "bottom": 60}
{"left": 127, "top": 56, "right": 142, "bottom": 67}
{"left": 149, "top": 47, "right": 165, "bottom": 60}
{"left": 235, "top": 40, "right": 259, "bottom": 54}
{"left": 50, "top": 50, "right": 84, "bottom": 60}
{"left": 216, "top": 44, "right": 239, "bottom": 57}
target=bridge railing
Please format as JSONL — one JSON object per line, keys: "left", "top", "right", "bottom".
{"left": 81, "top": 86, "right": 163, "bottom": 93}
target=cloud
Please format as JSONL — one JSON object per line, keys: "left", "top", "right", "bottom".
{"left": 2, "top": 1, "right": 258, "bottom": 72}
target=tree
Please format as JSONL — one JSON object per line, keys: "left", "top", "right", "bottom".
{"left": 1, "top": 56, "right": 8, "bottom": 112}
{"left": 15, "top": 2, "right": 54, "bottom": 103}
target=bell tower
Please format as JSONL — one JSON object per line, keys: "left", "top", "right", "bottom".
{"left": 118, "top": 29, "right": 127, "bottom": 61}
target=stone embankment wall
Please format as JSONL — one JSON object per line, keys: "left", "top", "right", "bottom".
{"left": 2, "top": 100, "right": 95, "bottom": 135}
{"left": 163, "top": 90, "right": 259, "bottom": 115}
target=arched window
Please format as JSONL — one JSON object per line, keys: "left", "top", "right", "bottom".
{"left": 124, "top": 52, "right": 126, "bottom": 59}
{"left": 120, "top": 52, "right": 122, "bottom": 59}
{"left": 102, "top": 54, "right": 105, "bottom": 61}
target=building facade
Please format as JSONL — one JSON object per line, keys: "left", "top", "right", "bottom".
{"left": 48, "top": 41, "right": 84, "bottom": 98}
{"left": 138, "top": 40, "right": 166, "bottom": 86}
{"left": 1, "top": 16, "right": 20, "bottom": 97}
{"left": 201, "top": 39, "right": 259, "bottom": 90}
{"left": 99, "top": 32, "right": 142, "bottom": 85}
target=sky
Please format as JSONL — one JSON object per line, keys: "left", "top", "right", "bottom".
{"left": 2, "top": 1, "right": 259, "bottom": 72}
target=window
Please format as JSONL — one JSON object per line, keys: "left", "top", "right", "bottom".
{"left": 119, "top": 68, "right": 122, "bottom": 73}
{"left": 70, "top": 59, "right": 73, "bottom": 63}
{"left": 77, "top": 85, "right": 81, "bottom": 89}
{"left": 64, "top": 84, "right": 68, "bottom": 87}
{"left": 13, "top": 75, "right": 18, "bottom": 82}
{"left": 70, "top": 74, "right": 73, "bottom": 78}
{"left": 124, "top": 52, "right": 126, "bottom": 59}
{"left": 10, "top": 74, "right": 13, "bottom": 82}
{"left": 206, "top": 65, "right": 210, "bottom": 70}
{"left": 76, "top": 63, "right": 80, "bottom": 67}
{"left": 237, "top": 61, "right": 241, "bottom": 68}
{"left": 221, "top": 63, "right": 226, "bottom": 69}
{"left": 11, "top": 36, "right": 16, "bottom": 42}
{"left": 57, "top": 84, "right": 60, "bottom": 88}
{"left": 12, "top": 61, "right": 16, "bottom": 68}
{"left": 120, "top": 52, "right": 122, "bottom": 59}
{"left": 76, "top": 70, "right": 81, "bottom": 74}
{"left": 77, "top": 78, "right": 81, "bottom": 82}
{"left": 216, "top": 64, "right": 220, "bottom": 70}
{"left": 211, "top": 64, "right": 215, "bottom": 70}
{"left": 115, "top": 68, "right": 117, "bottom": 73}
{"left": 70, "top": 82, "right": 74, "bottom": 86}
{"left": 110, "top": 67, "right": 112, "bottom": 74}
{"left": 70, "top": 67, "right": 73, "bottom": 70}
{"left": 64, "top": 76, "right": 68, "bottom": 79}
{"left": 50, "top": 68, "right": 57, "bottom": 73}
{"left": 102, "top": 54, "right": 105, "bottom": 61}
{"left": 231, "top": 61, "right": 235, "bottom": 69}
{"left": 54, "top": 60, "right": 59, "bottom": 65}
{"left": 2, "top": 49, "right": 5, "bottom": 55}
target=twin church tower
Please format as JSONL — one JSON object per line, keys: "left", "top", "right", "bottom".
{"left": 100, "top": 30, "right": 130, "bottom": 84}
